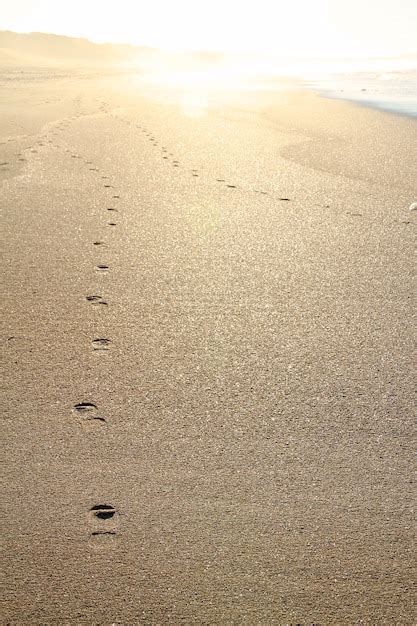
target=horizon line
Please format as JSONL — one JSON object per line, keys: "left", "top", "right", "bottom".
{"left": 2, "top": 28, "right": 417, "bottom": 63}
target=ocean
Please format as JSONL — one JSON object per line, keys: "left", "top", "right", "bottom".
{"left": 306, "top": 69, "right": 417, "bottom": 118}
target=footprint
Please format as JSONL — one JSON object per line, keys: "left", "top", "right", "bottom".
{"left": 226, "top": 185, "right": 237, "bottom": 189}
{"left": 216, "top": 179, "right": 225, "bottom": 182}
{"left": 92, "top": 338, "right": 111, "bottom": 351}
{"left": 104, "top": 185, "right": 114, "bottom": 188}
{"left": 74, "top": 401, "right": 97, "bottom": 413}
{"left": 96, "top": 264, "right": 109, "bottom": 272}
{"left": 93, "top": 241, "right": 106, "bottom": 246}
{"left": 90, "top": 504, "right": 116, "bottom": 520}
{"left": 73, "top": 402, "right": 106, "bottom": 422}
{"left": 113, "top": 195, "right": 120, "bottom": 199}
{"left": 86, "top": 295, "right": 108, "bottom": 305}
{"left": 279, "top": 198, "right": 290, "bottom": 201}
{"left": 108, "top": 222, "right": 117, "bottom": 227}
{"left": 107, "top": 208, "right": 118, "bottom": 212}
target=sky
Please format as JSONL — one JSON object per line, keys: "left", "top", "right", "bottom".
{"left": 2, "top": 0, "right": 417, "bottom": 59}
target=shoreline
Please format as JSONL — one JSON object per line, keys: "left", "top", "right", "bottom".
{"left": 304, "top": 68, "right": 417, "bottom": 120}
{"left": 316, "top": 88, "right": 417, "bottom": 120}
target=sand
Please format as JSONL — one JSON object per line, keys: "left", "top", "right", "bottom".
{"left": 1, "top": 67, "right": 416, "bottom": 624}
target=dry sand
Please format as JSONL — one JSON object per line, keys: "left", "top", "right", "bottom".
{"left": 1, "top": 67, "right": 416, "bottom": 624}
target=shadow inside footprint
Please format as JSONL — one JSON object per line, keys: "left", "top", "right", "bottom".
{"left": 74, "top": 401, "right": 97, "bottom": 413}
{"left": 90, "top": 504, "right": 116, "bottom": 520}
{"left": 92, "top": 338, "right": 111, "bottom": 350}
{"left": 86, "top": 295, "right": 108, "bottom": 305}
{"left": 73, "top": 402, "right": 106, "bottom": 422}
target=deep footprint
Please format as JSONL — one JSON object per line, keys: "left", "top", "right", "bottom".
{"left": 90, "top": 504, "right": 116, "bottom": 520}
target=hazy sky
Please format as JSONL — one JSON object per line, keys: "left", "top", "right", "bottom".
{"left": 2, "top": 0, "right": 417, "bottom": 58}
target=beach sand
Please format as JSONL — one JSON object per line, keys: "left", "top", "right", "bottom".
{"left": 1, "top": 68, "right": 416, "bottom": 624}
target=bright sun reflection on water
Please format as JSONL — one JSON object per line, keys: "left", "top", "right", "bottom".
{"left": 179, "top": 91, "right": 209, "bottom": 117}
{"left": 130, "top": 52, "right": 417, "bottom": 119}
{"left": 146, "top": 67, "right": 250, "bottom": 116}
{"left": 132, "top": 59, "right": 297, "bottom": 116}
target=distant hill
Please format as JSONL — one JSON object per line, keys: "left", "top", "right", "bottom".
{"left": 0, "top": 31, "right": 154, "bottom": 67}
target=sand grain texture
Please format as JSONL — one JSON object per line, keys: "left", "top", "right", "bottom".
{"left": 1, "top": 69, "right": 416, "bottom": 624}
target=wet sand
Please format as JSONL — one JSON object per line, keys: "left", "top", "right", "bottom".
{"left": 1, "top": 68, "right": 416, "bottom": 624}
